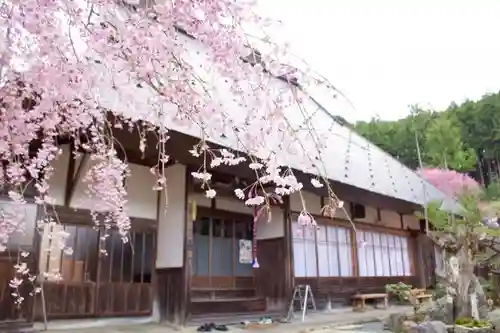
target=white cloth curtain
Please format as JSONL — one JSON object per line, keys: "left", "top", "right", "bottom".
{"left": 317, "top": 226, "right": 330, "bottom": 277}
{"left": 337, "top": 227, "right": 352, "bottom": 276}
{"left": 292, "top": 221, "right": 358, "bottom": 278}
{"left": 292, "top": 222, "right": 307, "bottom": 277}
{"left": 357, "top": 231, "right": 368, "bottom": 276}
{"left": 394, "top": 236, "right": 404, "bottom": 275}
{"left": 373, "top": 232, "right": 384, "bottom": 276}
{"left": 291, "top": 221, "right": 318, "bottom": 277}
{"left": 366, "top": 232, "right": 376, "bottom": 276}
{"left": 358, "top": 231, "right": 412, "bottom": 277}
{"left": 380, "top": 234, "right": 391, "bottom": 276}
{"left": 326, "top": 226, "right": 339, "bottom": 276}
{"left": 303, "top": 226, "right": 317, "bottom": 277}
{"left": 401, "top": 237, "right": 411, "bottom": 276}
{"left": 388, "top": 234, "right": 399, "bottom": 276}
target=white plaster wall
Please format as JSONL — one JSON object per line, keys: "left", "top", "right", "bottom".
{"left": 47, "top": 149, "right": 111, "bottom": 211}
{"left": 256, "top": 206, "right": 284, "bottom": 240}
{"left": 216, "top": 196, "right": 252, "bottom": 214}
{"left": 65, "top": 153, "right": 95, "bottom": 211}
{"left": 188, "top": 191, "right": 284, "bottom": 239}
{"left": 379, "top": 209, "right": 401, "bottom": 228}
{"left": 403, "top": 214, "right": 420, "bottom": 230}
{"left": 290, "top": 191, "right": 321, "bottom": 214}
{"left": 156, "top": 164, "right": 186, "bottom": 268}
{"left": 335, "top": 201, "right": 351, "bottom": 220}
{"left": 126, "top": 163, "right": 157, "bottom": 220}
{"left": 354, "top": 205, "right": 378, "bottom": 224}
{"left": 189, "top": 192, "right": 211, "bottom": 208}
{"left": 46, "top": 145, "right": 158, "bottom": 219}
{"left": 354, "top": 206, "right": 401, "bottom": 229}
{"left": 47, "top": 144, "right": 70, "bottom": 206}
{"left": 290, "top": 191, "right": 350, "bottom": 220}
{"left": 2, "top": 200, "right": 38, "bottom": 249}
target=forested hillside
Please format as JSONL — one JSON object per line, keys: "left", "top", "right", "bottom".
{"left": 353, "top": 92, "right": 500, "bottom": 184}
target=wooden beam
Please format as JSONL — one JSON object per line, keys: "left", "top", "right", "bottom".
{"left": 283, "top": 196, "right": 294, "bottom": 293}
{"left": 64, "top": 145, "right": 89, "bottom": 207}
{"left": 164, "top": 159, "right": 177, "bottom": 169}
{"left": 350, "top": 227, "right": 359, "bottom": 277}
{"left": 181, "top": 165, "right": 191, "bottom": 324}
{"left": 64, "top": 143, "right": 75, "bottom": 207}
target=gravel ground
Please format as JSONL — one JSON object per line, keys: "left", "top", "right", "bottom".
{"left": 319, "top": 322, "right": 388, "bottom": 333}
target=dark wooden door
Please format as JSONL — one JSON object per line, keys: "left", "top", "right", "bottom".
{"left": 37, "top": 224, "right": 155, "bottom": 319}
{"left": 36, "top": 224, "right": 99, "bottom": 319}
{"left": 95, "top": 229, "right": 155, "bottom": 316}
{"left": 0, "top": 253, "right": 34, "bottom": 323}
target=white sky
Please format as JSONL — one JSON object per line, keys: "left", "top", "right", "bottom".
{"left": 258, "top": 0, "right": 500, "bottom": 122}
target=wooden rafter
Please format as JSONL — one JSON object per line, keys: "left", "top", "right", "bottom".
{"left": 64, "top": 143, "right": 89, "bottom": 207}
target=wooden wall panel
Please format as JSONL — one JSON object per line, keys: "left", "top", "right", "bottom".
{"left": 417, "top": 234, "right": 436, "bottom": 288}
{"left": 255, "top": 238, "right": 288, "bottom": 311}
{"left": 0, "top": 254, "right": 34, "bottom": 323}
{"left": 157, "top": 268, "right": 185, "bottom": 325}
{"left": 295, "top": 275, "right": 419, "bottom": 309}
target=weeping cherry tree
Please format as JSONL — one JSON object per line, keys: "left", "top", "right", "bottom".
{"left": 0, "top": 0, "right": 352, "bottom": 305}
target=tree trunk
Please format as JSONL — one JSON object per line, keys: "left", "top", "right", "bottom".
{"left": 454, "top": 248, "right": 485, "bottom": 319}
{"left": 454, "top": 249, "right": 473, "bottom": 318}
{"left": 442, "top": 249, "right": 481, "bottom": 319}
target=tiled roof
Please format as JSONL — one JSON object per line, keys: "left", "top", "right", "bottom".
{"left": 92, "top": 31, "right": 459, "bottom": 212}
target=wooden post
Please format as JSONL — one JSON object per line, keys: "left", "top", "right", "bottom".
{"left": 350, "top": 227, "right": 359, "bottom": 277}
{"left": 181, "top": 166, "right": 191, "bottom": 325}
{"left": 283, "top": 196, "right": 294, "bottom": 293}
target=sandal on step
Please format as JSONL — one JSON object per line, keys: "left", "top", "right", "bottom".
{"left": 197, "top": 323, "right": 212, "bottom": 332}
{"left": 214, "top": 324, "right": 228, "bottom": 331}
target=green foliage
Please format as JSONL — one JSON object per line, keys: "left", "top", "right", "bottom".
{"left": 423, "top": 113, "right": 477, "bottom": 171}
{"left": 432, "top": 282, "right": 447, "bottom": 299}
{"left": 418, "top": 193, "right": 500, "bottom": 239}
{"left": 455, "top": 317, "right": 491, "bottom": 328}
{"left": 482, "top": 179, "right": 500, "bottom": 202}
{"left": 385, "top": 282, "right": 413, "bottom": 303}
{"left": 416, "top": 200, "right": 453, "bottom": 232}
{"left": 419, "top": 193, "right": 500, "bottom": 277}
{"left": 353, "top": 92, "right": 500, "bottom": 174}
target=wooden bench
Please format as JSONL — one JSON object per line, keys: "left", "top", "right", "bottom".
{"left": 352, "top": 293, "right": 388, "bottom": 311}
{"left": 410, "top": 288, "right": 426, "bottom": 295}
{"left": 409, "top": 288, "right": 433, "bottom": 304}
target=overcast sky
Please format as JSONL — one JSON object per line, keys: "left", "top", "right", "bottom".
{"left": 258, "top": 0, "right": 500, "bottom": 122}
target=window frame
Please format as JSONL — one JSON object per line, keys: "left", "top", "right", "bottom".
{"left": 356, "top": 229, "right": 413, "bottom": 277}
{"left": 291, "top": 214, "right": 414, "bottom": 279}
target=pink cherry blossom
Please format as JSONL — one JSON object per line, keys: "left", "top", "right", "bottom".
{"left": 297, "top": 211, "right": 316, "bottom": 227}
{"left": 0, "top": 0, "right": 342, "bottom": 305}
{"left": 418, "top": 168, "right": 481, "bottom": 198}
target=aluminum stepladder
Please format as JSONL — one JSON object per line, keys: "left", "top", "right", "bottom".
{"left": 286, "top": 284, "right": 317, "bottom": 322}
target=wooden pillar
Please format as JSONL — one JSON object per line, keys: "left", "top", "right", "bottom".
{"left": 181, "top": 166, "right": 192, "bottom": 325}
{"left": 283, "top": 196, "right": 294, "bottom": 292}
{"left": 350, "top": 226, "right": 359, "bottom": 277}
{"left": 416, "top": 233, "right": 435, "bottom": 288}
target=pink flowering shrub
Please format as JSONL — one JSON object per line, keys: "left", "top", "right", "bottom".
{"left": 418, "top": 167, "right": 481, "bottom": 198}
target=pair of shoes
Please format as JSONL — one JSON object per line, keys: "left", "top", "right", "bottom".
{"left": 214, "top": 324, "right": 228, "bottom": 331}
{"left": 197, "top": 323, "right": 211, "bottom": 332}
{"left": 197, "top": 323, "right": 229, "bottom": 332}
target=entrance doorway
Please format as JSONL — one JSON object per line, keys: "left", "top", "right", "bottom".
{"left": 191, "top": 209, "right": 254, "bottom": 292}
